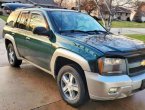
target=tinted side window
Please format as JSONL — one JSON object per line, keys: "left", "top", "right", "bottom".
{"left": 6, "top": 11, "right": 20, "bottom": 27}
{"left": 16, "top": 12, "right": 29, "bottom": 30}
{"left": 29, "top": 13, "right": 47, "bottom": 31}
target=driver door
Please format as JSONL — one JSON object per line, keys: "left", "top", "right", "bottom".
{"left": 24, "top": 11, "right": 52, "bottom": 70}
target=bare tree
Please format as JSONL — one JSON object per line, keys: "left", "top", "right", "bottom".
{"left": 93, "top": 0, "right": 139, "bottom": 31}
{"left": 54, "top": 0, "right": 64, "bottom": 7}
{"left": 59, "top": 0, "right": 64, "bottom": 6}
{"left": 81, "top": 0, "right": 97, "bottom": 14}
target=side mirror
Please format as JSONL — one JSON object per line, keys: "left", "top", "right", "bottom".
{"left": 33, "top": 27, "right": 52, "bottom": 38}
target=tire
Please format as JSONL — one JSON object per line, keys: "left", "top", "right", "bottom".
{"left": 57, "top": 64, "right": 89, "bottom": 107}
{"left": 7, "top": 43, "right": 22, "bottom": 67}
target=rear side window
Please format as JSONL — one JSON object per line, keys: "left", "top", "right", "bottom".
{"left": 15, "top": 11, "right": 29, "bottom": 30}
{"left": 28, "top": 13, "right": 47, "bottom": 31}
{"left": 6, "top": 11, "right": 20, "bottom": 27}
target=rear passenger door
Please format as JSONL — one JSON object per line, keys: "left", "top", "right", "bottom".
{"left": 24, "top": 11, "right": 53, "bottom": 71}
{"left": 14, "top": 11, "right": 30, "bottom": 57}
{"left": 4, "top": 10, "right": 20, "bottom": 38}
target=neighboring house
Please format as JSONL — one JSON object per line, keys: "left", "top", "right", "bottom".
{"left": 133, "top": 2, "right": 145, "bottom": 22}
{"left": 58, "top": 0, "right": 131, "bottom": 21}
{"left": 90, "top": 4, "right": 131, "bottom": 21}
{"left": 113, "top": 7, "right": 131, "bottom": 21}
{"left": 27, "top": 0, "right": 58, "bottom": 7}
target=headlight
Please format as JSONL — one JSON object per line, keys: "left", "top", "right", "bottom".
{"left": 98, "top": 58, "right": 126, "bottom": 75}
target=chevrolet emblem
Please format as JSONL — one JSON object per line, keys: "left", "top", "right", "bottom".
{"left": 141, "top": 60, "right": 145, "bottom": 66}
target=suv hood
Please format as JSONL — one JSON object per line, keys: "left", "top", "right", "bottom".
{"left": 71, "top": 34, "right": 145, "bottom": 53}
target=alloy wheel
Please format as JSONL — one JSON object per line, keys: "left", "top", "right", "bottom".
{"left": 60, "top": 72, "right": 79, "bottom": 100}
{"left": 8, "top": 47, "right": 15, "bottom": 64}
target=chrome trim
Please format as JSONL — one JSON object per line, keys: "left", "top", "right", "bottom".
{"left": 128, "top": 61, "right": 141, "bottom": 68}
{"left": 60, "top": 72, "right": 79, "bottom": 100}
{"left": 50, "top": 48, "right": 91, "bottom": 77}
{"left": 4, "top": 34, "right": 22, "bottom": 60}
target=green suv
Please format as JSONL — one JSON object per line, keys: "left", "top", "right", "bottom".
{"left": 3, "top": 8, "right": 145, "bottom": 106}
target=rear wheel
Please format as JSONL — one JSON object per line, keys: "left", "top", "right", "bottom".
{"left": 7, "top": 43, "right": 22, "bottom": 67}
{"left": 57, "top": 64, "right": 89, "bottom": 107}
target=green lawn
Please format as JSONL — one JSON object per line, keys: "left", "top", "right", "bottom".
{"left": 99, "top": 21, "right": 145, "bottom": 28}
{"left": 126, "top": 34, "right": 145, "bottom": 42}
{"left": 0, "top": 15, "right": 8, "bottom": 21}
{"left": 112, "top": 21, "right": 145, "bottom": 28}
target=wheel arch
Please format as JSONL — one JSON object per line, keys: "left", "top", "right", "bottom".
{"left": 4, "top": 34, "right": 22, "bottom": 60}
{"left": 50, "top": 48, "right": 91, "bottom": 78}
{"left": 52, "top": 49, "right": 90, "bottom": 100}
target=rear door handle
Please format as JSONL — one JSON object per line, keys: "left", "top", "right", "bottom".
{"left": 26, "top": 37, "right": 30, "bottom": 40}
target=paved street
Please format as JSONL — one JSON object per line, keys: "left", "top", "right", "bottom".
{"left": 111, "top": 28, "right": 145, "bottom": 35}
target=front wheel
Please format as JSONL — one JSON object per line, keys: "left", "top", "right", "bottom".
{"left": 7, "top": 43, "right": 22, "bottom": 67}
{"left": 57, "top": 65, "right": 89, "bottom": 107}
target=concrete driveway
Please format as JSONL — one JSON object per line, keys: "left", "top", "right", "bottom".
{"left": 0, "top": 19, "right": 5, "bottom": 39}
{"left": 1, "top": 38, "right": 145, "bottom": 110}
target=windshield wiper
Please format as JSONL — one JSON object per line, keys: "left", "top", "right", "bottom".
{"left": 60, "top": 30, "right": 89, "bottom": 34}
{"left": 86, "top": 30, "right": 111, "bottom": 34}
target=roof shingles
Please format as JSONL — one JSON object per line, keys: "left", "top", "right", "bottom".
{"left": 28, "top": 0, "right": 56, "bottom": 5}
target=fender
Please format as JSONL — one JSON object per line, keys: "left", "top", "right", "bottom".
{"left": 50, "top": 48, "right": 91, "bottom": 77}
{"left": 4, "top": 34, "right": 22, "bottom": 60}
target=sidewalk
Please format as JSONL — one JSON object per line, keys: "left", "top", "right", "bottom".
{"left": 0, "top": 19, "right": 5, "bottom": 39}
{"left": 111, "top": 28, "right": 145, "bottom": 35}
{"left": 0, "top": 39, "right": 8, "bottom": 67}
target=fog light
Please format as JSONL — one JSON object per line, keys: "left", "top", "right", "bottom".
{"left": 109, "top": 87, "right": 118, "bottom": 94}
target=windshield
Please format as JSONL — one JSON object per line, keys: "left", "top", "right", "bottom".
{"left": 50, "top": 11, "right": 106, "bottom": 33}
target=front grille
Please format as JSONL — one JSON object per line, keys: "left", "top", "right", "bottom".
{"left": 127, "top": 54, "right": 145, "bottom": 76}
{"left": 129, "top": 66, "right": 145, "bottom": 75}
{"left": 128, "top": 54, "right": 145, "bottom": 63}
{"left": 127, "top": 51, "right": 145, "bottom": 76}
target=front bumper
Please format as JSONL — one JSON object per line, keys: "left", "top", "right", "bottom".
{"left": 84, "top": 71, "right": 145, "bottom": 100}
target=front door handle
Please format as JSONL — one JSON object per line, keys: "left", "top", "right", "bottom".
{"left": 26, "top": 37, "right": 30, "bottom": 40}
